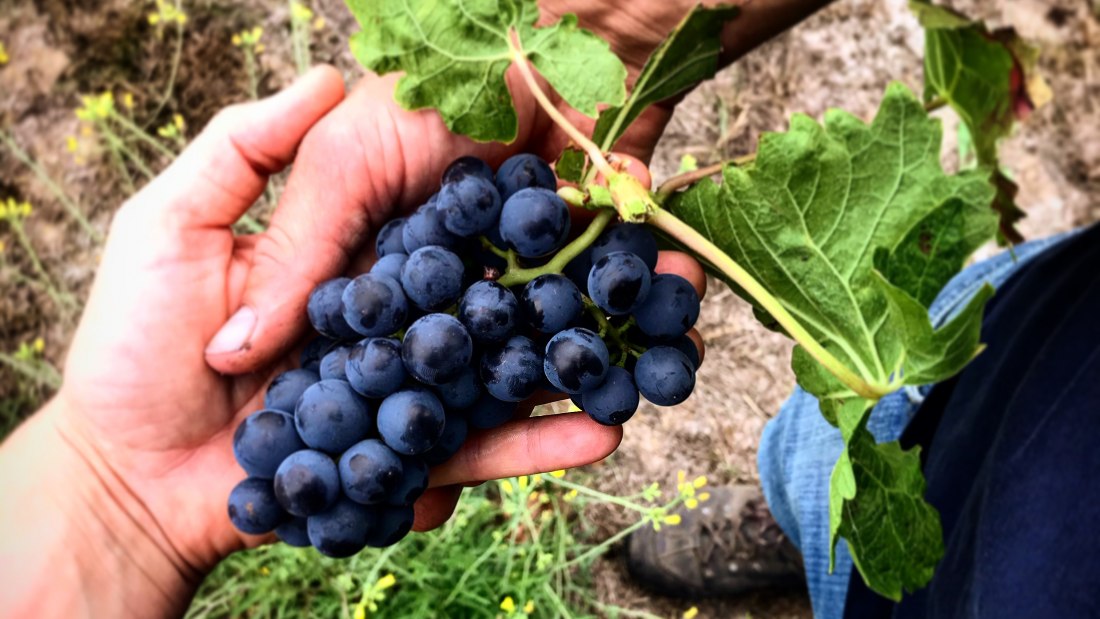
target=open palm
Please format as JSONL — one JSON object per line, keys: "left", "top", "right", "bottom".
{"left": 52, "top": 43, "right": 698, "bottom": 584}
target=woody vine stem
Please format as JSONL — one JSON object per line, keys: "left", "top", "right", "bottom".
{"left": 507, "top": 30, "right": 890, "bottom": 401}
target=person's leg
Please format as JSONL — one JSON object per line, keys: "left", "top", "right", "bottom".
{"left": 842, "top": 223, "right": 1100, "bottom": 618}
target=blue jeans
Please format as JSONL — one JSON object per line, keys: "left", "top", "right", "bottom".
{"left": 757, "top": 232, "right": 1077, "bottom": 619}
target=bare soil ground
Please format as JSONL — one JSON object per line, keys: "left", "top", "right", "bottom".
{"left": 1, "top": 0, "right": 1097, "bottom": 617}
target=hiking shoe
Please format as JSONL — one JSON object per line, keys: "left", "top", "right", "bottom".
{"left": 626, "top": 484, "right": 805, "bottom": 597}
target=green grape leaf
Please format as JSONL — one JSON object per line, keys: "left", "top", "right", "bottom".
{"left": 829, "top": 403, "right": 944, "bottom": 601}
{"left": 555, "top": 147, "right": 587, "bottom": 183}
{"left": 911, "top": 0, "right": 1051, "bottom": 242}
{"left": 592, "top": 4, "right": 739, "bottom": 152}
{"left": 873, "top": 275, "right": 992, "bottom": 385}
{"left": 555, "top": 4, "right": 737, "bottom": 178}
{"left": 668, "top": 83, "right": 998, "bottom": 597}
{"left": 346, "top": 0, "right": 626, "bottom": 143}
{"left": 878, "top": 196, "right": 996, "bottom": 307}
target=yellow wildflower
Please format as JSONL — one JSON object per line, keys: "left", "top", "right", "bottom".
{"left": 234, "top": 26, "right": 265, "bottom": 49}
{"left": 500, "top": 479, "right": 514, "bottom": 495}
{"left": 0, "top": 41, "right": 9, "bottom": 66}
{"left": 122, "top": 92, "right": 134, "bottom": 109}
{"left": 500, "top": 596, "right": 516, "bottom": 614}
{"left": 549, "top": 469, "right": 566, "bottom": 478}
{"left": 290, "top": 2, "right": 314, "bottom": 22}
{"left": 685, "top": 497, "right": 699, "bottom": 510}
{"left": 148, "top": 1, "right": 188, "bottom": 27}
{"left": 664, "top": 514, "right": 682, "bottom": 526}
{"left": 375, "top": 573, "right": 396, "bottom": 590}
{"left": 693, "top": 475, "right": 707, "bottom": 489}
{"left": 1, "top": 198, "right": 33, "bottom": 220}
{"left": 523, "top": 600, "right": 535, "bottom": 614}
{"left": 75, "top": 92, "right": 114, "bottom": 122}
{"left": 66, "top": 136, "right": 79, "bottom": 153}
{"left": 683, "top": 606, "right": 700, "bottom": 619}
{"left": 518, "top": 475, "right": 529, "bottom": 491}
{"left": 33, "top": 338, "right": 45, "bottom": 353}
{"left": 313, "top": 16, "right": 326, "bottom": 30}
{"left": 698, "top": 491, "right": 711, "bottom": 503}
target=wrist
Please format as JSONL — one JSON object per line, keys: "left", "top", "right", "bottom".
{"left": 0, "top": 399, "right": 201, "bottom": 618}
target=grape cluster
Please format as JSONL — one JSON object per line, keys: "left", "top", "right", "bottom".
{"left": 227, "top": 154, "right": 702, "bottom": 557}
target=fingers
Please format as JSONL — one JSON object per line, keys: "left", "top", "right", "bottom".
{"left": 685, "top": 328, "right": 705, "bottom": 367}
{"left": 204, "top": 74, "right": 471, "bottom": 374}
{"left": 428, "top": 412, "right": 623, "bottom": 488}
{"left": 132, "top": 66, "right": 346, "bottom": 229}
{"left": 656, "top": 250, "right": 707, "bottom": 298}
{"left": 595, "top": 153, "right": 652, "bottom": 190}
{"left": 411, "top": 486, "right": 463, "bottom": 532}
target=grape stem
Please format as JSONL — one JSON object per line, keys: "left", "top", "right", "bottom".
{"left": 479, "top": 236, "right": 519, "bottom": 271}
{"left": 655, "top": 153, "right": 756, "bottom": 198}
{"left": 584, "top": 299, "right": 644, "bottom": 365}
{"left": 505, "top": 24, "right": 887, "bottom": 401}
{"left": 497, "top": 209, "right": 615, "bottom": 288}
{"left": 507, "top": 30, "right": 616, "bottom": 179}
{"left": 648, "top": 206, "right": 890, "bottom": 400}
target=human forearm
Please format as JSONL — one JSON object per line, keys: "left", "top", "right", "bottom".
{"left": 720, "top": 0, "right": 836, "bottom": 64}
{"left": 0, "top": 400, "right": 198, "bottom": 618}
{"left": 541, "top": 0, "right": 835, "bottom": 76}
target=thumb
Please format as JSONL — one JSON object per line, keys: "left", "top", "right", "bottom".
{"left": 203, "top": 73, "right": 438, "bottom": 374}
{"left": 131, "top": 65, "right": 347, "bottom": 229}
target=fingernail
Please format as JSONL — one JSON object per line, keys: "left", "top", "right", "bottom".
{"left": 206, "top": 306, "right": 257, "bottom": 355}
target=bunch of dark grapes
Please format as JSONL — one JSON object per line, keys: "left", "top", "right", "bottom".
{"left": 228, "top": 154, "right": 702, "bottom": 557}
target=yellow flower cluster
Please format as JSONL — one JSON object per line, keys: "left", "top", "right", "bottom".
{"left": 14, "top": 338, "right": 46, "bottom": 362}
{"left": 75, "top": 92, "right": 115, "bottom": 122}
{"left": 157, "top": 114, "right": 186, "bottom": 140}
{"left": 643, "top": 471, "right": 711, "bottom": 532}
{"left": 290, "top": 1, "right": 326, "bottom": 30}
{"left": 148, "top": 0, "right": 188, "bottom": 26}
{"left": 676, "top": 470, "right": 710, "bottom": 510}
{"left": 499, "top": 595, "right": 536, "bottom": 617}
{"left": 0, "top": 197, "right": 33, "bottom": 221}
{"left": 232, "top": 26, "right": 265, "bottom": 53}
{"left": 0, "top": 41, "right": 9, "bottom": 66}
{"left": 352, "top": 572, "right": 397, "bottom": 619}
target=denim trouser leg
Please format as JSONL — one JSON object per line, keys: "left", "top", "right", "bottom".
{"left": 756, "top": 232, "right": 1075, "bottom": 619}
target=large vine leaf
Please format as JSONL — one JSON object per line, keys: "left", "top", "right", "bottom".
{"left": 910, "top": 0, "right": 1051, "bottom": 242}
{"left": 829, "top": 402, "right": 943, "bottom": 601}
{"left": 346, "top": 0, "right": 627, "bottom": 143}
{"left": 668, "top": 83, "right": 998, "bottom": 598}
{"left": 557, "top": 4, "right": 738, "bottom": 181}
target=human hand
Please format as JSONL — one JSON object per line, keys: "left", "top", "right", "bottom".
{"left": 0, "top": 64, "right": 702, "bottom": 617}
{"left": 0, "top": 1, "right": 837, "bottom": 615}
